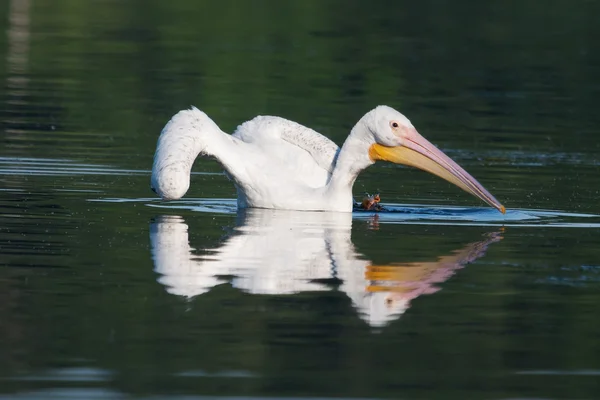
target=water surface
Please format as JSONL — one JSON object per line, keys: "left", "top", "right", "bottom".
{"left": 1, "top": 1, "right": 600, "bottom": 399}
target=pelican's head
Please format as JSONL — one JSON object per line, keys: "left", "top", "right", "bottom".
{"left": 366, "top": 105, "right": 505, "bottom": 213}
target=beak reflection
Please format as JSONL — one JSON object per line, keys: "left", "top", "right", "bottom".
{"left": 150, "top": 210, "right": 502, "bottom": 328}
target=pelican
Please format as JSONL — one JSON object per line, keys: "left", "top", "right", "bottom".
{"left": 151, "top": 106, "right": 505, "bottom": 213}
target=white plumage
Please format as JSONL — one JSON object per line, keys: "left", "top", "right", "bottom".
{"left": 151, "top": 106, "right": 505, "bottom": 213}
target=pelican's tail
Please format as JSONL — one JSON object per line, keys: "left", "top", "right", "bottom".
{"left": 151, "top": 106, "right": 221, "bottom": 200}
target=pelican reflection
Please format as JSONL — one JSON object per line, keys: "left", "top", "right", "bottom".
{"left": 150, "top": 210, "right": 501, "bottom": 327}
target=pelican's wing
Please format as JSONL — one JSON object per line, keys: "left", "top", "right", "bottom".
{"left": 233, "top": 116, "right": 340, "bottom": 173}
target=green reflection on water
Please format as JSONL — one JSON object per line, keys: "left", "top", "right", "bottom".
{"left": 1, "top": 0, "right": 600, "bottom": 398}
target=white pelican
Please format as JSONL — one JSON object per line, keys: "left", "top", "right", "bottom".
{"left": 151, "top": 106, "right": 505, "bottom": 213}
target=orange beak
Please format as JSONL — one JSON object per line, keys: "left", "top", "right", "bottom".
{"left": 369, "top": 128, "right": 505, "bottom": 214}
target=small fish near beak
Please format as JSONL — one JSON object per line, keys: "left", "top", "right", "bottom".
{"left": 369, "top": 128, "right": 506, "bottom": 214}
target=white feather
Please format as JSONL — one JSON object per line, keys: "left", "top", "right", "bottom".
{"left": 151, "top": 106, "right": 373, "bottom": 211}
{"left": 150, "top": 105, "right": 504, "bottom": 213}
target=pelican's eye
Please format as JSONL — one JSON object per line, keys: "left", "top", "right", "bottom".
{"left": 390, "top": 121, "right": 399, "bottom": 129}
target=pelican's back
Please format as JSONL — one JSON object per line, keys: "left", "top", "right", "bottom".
{"left": 151, "top": 107, "right": 342, "bottom": 210}
{"left": 234, "top": 115, "right": 340, "bottom": 174}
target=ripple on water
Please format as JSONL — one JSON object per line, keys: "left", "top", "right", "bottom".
{"left": 353, "top": 203, "right": 600, "bottom": 228}
{"left": 534, "top": 265, "right": 600, "bottom": 287}
{"left": 0, "top": 157, "right": 222, "bottom": 177}
{"left": 446, "top": 149, "right": 600, "bottom": 167}
{"left": 4, "top": 156, "right": 599, "bottom": 228}
{"left": 90, "top": 197, "right": 600, "bottom": 228}
{"left": 0, "top": 157, "right": 143, "bottom": 176}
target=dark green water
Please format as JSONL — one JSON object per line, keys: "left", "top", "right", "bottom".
{"left": 1, "top": 1, "right": 600, "bottom": 399}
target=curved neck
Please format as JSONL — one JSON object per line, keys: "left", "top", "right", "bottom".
{"left": 325, "top": 120, "right": 375, "bottom": 207}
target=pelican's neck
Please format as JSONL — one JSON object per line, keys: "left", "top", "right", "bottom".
{"left": 325, "top": 118, "right": 376, "bottom": 208}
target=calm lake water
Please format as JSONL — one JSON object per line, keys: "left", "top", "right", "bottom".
{"left": 1, "top": 1, "right": 600, "bottom": 399}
